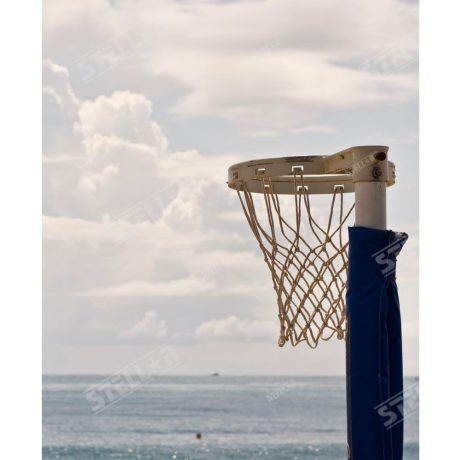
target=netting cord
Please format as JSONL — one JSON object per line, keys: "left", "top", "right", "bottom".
{"left": 237, "top": 173, "right": 355, "bottom": 348}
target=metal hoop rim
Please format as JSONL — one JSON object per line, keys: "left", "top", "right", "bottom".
{"left": 227, "top": 145, "right": 395, "bottom": 195}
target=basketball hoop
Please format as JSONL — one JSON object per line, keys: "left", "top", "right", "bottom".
{"left": 227, "top": 146, "right": 395, "bottom": 348}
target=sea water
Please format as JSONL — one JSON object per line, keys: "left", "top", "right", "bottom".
{"left": 43, "top": 375, "right": 419, "bottom": 459}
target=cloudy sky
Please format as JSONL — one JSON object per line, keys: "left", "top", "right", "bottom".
{"left": 43, "top": 0, "right": 418, "bottom": 375}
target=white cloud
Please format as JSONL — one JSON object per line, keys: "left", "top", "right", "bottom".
{"left": 44, "top": 0, "right": 122, "bottom": 42}
{"left": 120, "top": 311, "right": 168, "bottom": 340}
{"left": 42, "top": 213, "right": 243, "bottom": 250}
{"left": 43, "top": 214, "right": 152, "bottom": 243}
{"left": 43, "top": 65, "right": 239, "bottom": 222}
{"left": 44, "top": 206, "right": 268, "bottom": 299}
{"left": 42, "top": 0, "right": 419, "bottom": 374}
{"left": 44, "top": 0, "right": 418, "bottom": 134}
{"left": 43, "top": 59, "right": 83, "bottom": 159}
{"left": 165, "top": 50, "right": 416, "bottom": 132}
{"left": 42, "top": 61, "right": 254, "bottom": 311}
{"left": 79, "top": 278, "right": 215, "bottom": 298}
{"left": 250, "top": 125, "right": 337, "bottom": 138}
{"left": 194, "top": 316, "right": 278, "bottom": 342}
{"left": 76, "top": 164, "right": 120, "bottom": 194}
{"left": 43, "top": 59, "right": 80, "bottom": 114}
{"left": 76, "top": 91, "right": 168, "bottom": 150}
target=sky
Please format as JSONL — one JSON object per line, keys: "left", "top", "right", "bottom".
{"left": 43, "top": 0, "right": 418, "bottom": 375}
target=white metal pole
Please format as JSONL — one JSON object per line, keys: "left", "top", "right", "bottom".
{"left": 352, "top": 147, "right": 389, "bottom": 230}
{"left": 354, "top": 182, "right": 386, "bottom": 230}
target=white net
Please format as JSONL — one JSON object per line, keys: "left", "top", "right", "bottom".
{"left": 237, "top": 174, "right": 355, "bottom": 348}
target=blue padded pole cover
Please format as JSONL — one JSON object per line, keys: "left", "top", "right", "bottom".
{"left": 346, "top": 226, "right": 408, "bottom": 460}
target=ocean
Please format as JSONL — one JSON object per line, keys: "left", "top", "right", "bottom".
{"left": 43, "top": 375, "right": 419, "bottom": 459}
